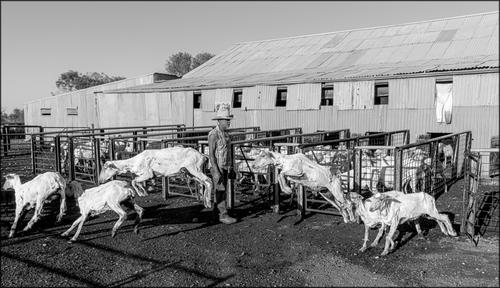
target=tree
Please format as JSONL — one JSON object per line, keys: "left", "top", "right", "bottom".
{"left": 165, "top": 52, "right": 193, "bottom": 77}
{"left": 191, "top": 52, "right": 215, "bottom": 70}
{"left": 56, "top": 70, "right": 126, "bottom": 92}
{"left": 165, "top": 52, "right": 214, "bottom": 77}
{"left": 1, "top": 108, "right": 24, "bottom": 124}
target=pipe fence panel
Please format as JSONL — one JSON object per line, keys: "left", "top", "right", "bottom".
{"left": 226, "top": 129, "right": 350, "bottom": 212}
{"left": 293, "top": 130, "right": 408, "bottom": 218}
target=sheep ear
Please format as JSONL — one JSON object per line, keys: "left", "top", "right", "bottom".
{"left": 104, "top": 162, "right": 117, "bottom": 169}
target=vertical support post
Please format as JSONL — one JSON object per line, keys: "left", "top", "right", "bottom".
{"left": 227, "top": 143, "right": 235, "bottom": 210}
{"left": 69, "top": 137, "right": 75, "bottom": 181}
{"left": 460, "top": 151, "right": 470, "bottom": 234}
{"left": 54, "top": 136, "right": 61, "bottom": 173}
{"left": 394, "top": 148, "right": 403, "bottom": 192}
{"left": 31, "top": 135, "right": 36, "bottom": 175}
{"left": 161, "top": 140, "right": 168, "bottom": 202}
{"left": 132, "top": 131, "right": 138, "bottom": 152}
{"left": 2, "top": 126, "right": 8, "bottom": 155}
{"left": 6, "top": 126, "right": 12, "bottom": 152}
{"left": 94, "top": 137, "right": 101, "bottom": 185}
{"left": 162, "top": 176, "right": 169, "bottom": 201}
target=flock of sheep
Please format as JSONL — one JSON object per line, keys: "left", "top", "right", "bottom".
{"left": 3, "top": 142, "right": 457, "bottom": 256}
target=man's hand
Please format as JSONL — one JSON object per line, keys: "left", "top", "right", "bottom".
{"left": 212, "top": 169, "right": 222, "bottom": 185}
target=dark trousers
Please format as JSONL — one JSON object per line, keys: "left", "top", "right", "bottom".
{"left": 210, "top": 167, "right": 229, "bottom": 216}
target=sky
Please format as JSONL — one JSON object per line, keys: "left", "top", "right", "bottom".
{"left": 1, "top": 1, "right": 498, "bottom": 113}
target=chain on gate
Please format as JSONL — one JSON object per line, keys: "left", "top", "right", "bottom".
{"left": 462, "top": 151, "right": 482, "bottom": 246}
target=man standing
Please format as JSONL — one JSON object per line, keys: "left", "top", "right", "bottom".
{"left": 208, "top": 103, "right": 237, "bottom": 224}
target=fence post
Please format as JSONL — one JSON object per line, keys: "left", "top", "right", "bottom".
{"left": 31, "top": 135, "right": 36, "bottom": 175}
{"left": 296, "top": 147, "right": 306, "bottom": 218}
{"left": 94, "top": 137, "right": 101, "bottom": 185}
{"left": 132, "top": 131, "right": 138, "bottom": 152}
{"left": 227, "top": 143, "right": 235, "bottom": 210}
{"left": 68, "top": 137, "right": 75, "bottom": 181}
{"left": 2, "top": 126, "right": 8, "bottom": 155}
{"left": 161, "top": 140, "right": 168, "bottom": 201}
{"left": 394, "top": 148, "right": 403, "bottom": 192}
{"left": 54, "top": 136, "right": 61, "bottom": 173}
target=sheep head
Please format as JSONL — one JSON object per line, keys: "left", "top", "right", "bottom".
{"left": 98, "top": 161, "right": 119, "bottom": 184}
{"left": 66, "top": 181, "right": 84, "bottom": 199}
{"left": 2, "top": 173, "right": 20, "bottom": 190}
{"left": 251, "top": 151, "right": 275, "bottom": 170}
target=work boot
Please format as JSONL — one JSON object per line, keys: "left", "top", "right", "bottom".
{"left": 219, "top": 213, "right": 237, "bottom": 225}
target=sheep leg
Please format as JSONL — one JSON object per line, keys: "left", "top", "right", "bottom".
{"left": 9, "top": 204, "right": 28, "bottom": 238}
{"left": 69, "top": 213, "right": 89, "bottom": 242}
{"left": 133, "top": 203, "right": 144, "bottom": 234}
{"left": 381, "top": 219, "right": 398, "bottom": 256}
{"left": 370, "top": 223, "right": 386, "bottom": 247}
{"left": 413, "top": 219, "right": 425, "bottom": 239}
{"left": 23, "top": 197, "right": 45, "bottom": 231}
{"left": 428, "top": 213, "right": 457, "bottom": 237}
{"left": 359, "top": 224, "right": 371, "bottom": 252}
{"left": 61, "top": 214, "right": 84, "bottom": 237}
{"left": 317, "top": 191, "right": 341, "bottom": 211}
{"left": 183, "top": 166, "right": 213, "bottom": 208}
{"left": 277, "top": 171, "right": 293, "bottom": 194}
{"left": 131, "top": 179, "right": 148, "bottom": 197}
{"left": 109, "top": 203, "right": 128, "bottom": 238}
{"left": 56, "top": 188, "right": 67, "bottom": 223}
{"left": 132, "top": 170, "right": 154, "bottom": 196}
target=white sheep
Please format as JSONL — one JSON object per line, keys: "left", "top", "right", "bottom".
{"left": 438, "top": 143, "right": 454, "bottom": 168}
{"left": 61, "top": 180, "right": 144, "bottom": 242}
{"left": 350, "top": 190, "right": 457, "bottom": 256}
{"left": 2, "top": 172, "right": 67, "bottom": 238}
{"left": 98, "top": 146, "right": 213, "bottom": 208}
{"left": 251, "top": 150, "right": 356, "bottom": 223}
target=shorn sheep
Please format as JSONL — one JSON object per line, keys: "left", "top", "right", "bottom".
{"left": 350, "top": 191, "right": 457, "bottom": 256}
{"left": 2, "top": 172, "right": 67, "bottom": 238}
{"left": 98, "top": 146, "right": 213, "bottom": 208}
{"left": 61, "top": 180, "right": 144, "bottom": 242}
{"left": 251, "top": 150, "right": 356, "bottom": 223}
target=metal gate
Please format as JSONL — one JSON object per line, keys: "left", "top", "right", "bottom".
{"left": 461, "top": 150, "right": 500, "bottom": 246}
{"left": 462, "top": 152, "right": 482, "bottom": 245}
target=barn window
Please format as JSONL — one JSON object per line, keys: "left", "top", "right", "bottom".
{"left": 67, "top": 107, "right": 78, "bottom": 116}
{"left": 435, "top": 78, "right": 453, "bottom": 124}
{"left": 275, "top": 87, "right": 287, "bottom": 107}
{"left": 374, "top": 82, "right": 389, "bottom": 105}
{"left": 321, "top": 83, "right": 333, "bottom": 106}
{"left": 233, "top": 89, "right": 242, "bottom": 108}
{"left": 40, "top": 108, "right": 51, "bottom": 116}
{"left": 193, "top": 91, "right": 201, "bottom": 109}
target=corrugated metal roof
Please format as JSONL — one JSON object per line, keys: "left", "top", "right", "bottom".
{"left": 107, "top": 11, "right": 499, "bottom": 94}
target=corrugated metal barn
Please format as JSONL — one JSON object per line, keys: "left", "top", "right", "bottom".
{"left": 25, "top": 11, "right": 498, "bottom": 148}
{"left": 23, "top": 73, "right": 178, "bottom": 128}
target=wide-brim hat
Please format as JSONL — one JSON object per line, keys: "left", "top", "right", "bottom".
{"left": 212, "top": 102, "right": 234, "bottom": 121}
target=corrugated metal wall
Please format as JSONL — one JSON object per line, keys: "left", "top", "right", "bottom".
{"left": 287, "top": 83, "right": 321, "bottom": 110}
{"left": 24, "top": 72, "right": 498, "bottom": 149}
{"left": 24, "top": 73, "right": 167, "bottom": 128}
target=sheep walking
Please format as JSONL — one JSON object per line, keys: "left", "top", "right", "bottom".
{"left": 61, "top": 180, "right": 144, "bottom": 242}
{"left": 98, "top": 146, "right": 213, "bottom": 208}
{"left": 2, "top": 172, "right": 67, "bottom": 238}
{"left": 350, "top": 191, "right": 456, "bottom": 256}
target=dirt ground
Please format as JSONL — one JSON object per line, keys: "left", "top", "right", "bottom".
{"left": 1, "top": 178, "right": 499, "bottom": 287}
